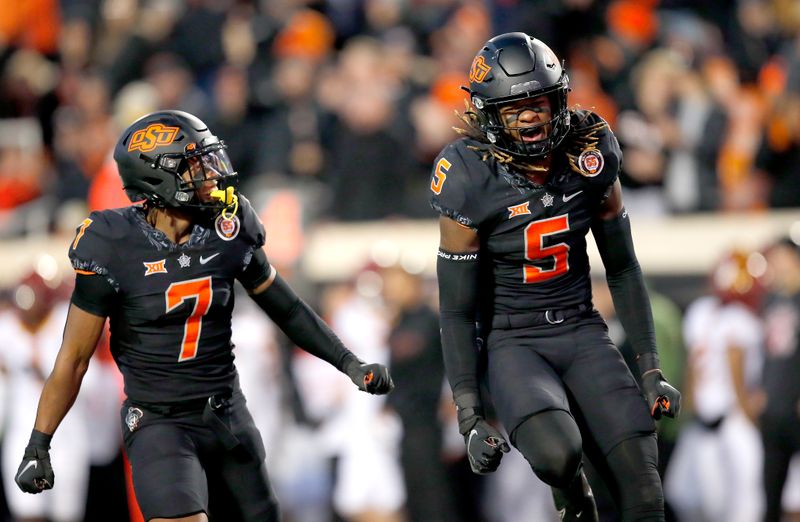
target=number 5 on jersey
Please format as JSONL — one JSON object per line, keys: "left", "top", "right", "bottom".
{"left": 524, "top": 215, "right": 570, "bottom": 283}
{"left": 431, "top": 158, "right": 451, "bottom": 194}
{"left": 166, "top": 277, "right": 212, "bottom": 361}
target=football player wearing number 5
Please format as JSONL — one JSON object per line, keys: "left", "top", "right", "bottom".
{"left": 14, "top": 110, "right": 394, "bottom": 522}
{"left": 431, "top": 33, "right": 681, "bottom": 522}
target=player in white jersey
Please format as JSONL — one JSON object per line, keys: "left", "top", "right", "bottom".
{"left": 665, "top": 250, "right": 765, "bottom": 522}
{"left": 0, "top": 272, "right": 91, "bottom": 522}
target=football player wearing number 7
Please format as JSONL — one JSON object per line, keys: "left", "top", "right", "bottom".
{"left": 14, "top": 110, "right": 394, "bottom": 522}
{"left": 431, "top": 33, "right": 681, "bottom": 522}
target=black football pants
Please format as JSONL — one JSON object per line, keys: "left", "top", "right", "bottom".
{"left": 512, "top": 410, "right": 664, "bottom": 522}
{"left": 761, "top": 414, "right": 800, "bottom": 522}
{"left": 121, "top": 391, "right": 279, "bottom": 521}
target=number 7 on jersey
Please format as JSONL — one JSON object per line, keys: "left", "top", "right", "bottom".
{"left": 166, "top": 276, "right": 213, "bottom": 361}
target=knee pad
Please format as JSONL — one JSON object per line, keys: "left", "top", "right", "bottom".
{"left": 512, "top": 410, "right": 583, "bottom": 488}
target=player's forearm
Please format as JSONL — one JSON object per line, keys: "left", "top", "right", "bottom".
{"left": 592, "top": 209, "right": 659, "bottom": 372}
{"left": 249, "top": 273, "right": 355, "bottom": 372}
{"left": 441, "top": 311, "right": 480, "bottom": 395}
{"left": 437, "top": 250, "right": 481, "bottom": 396}
{"left": 607, "top": 267, "right": 659, "bottom": 365}
{"left": 276, "top": 301, "right": 356, "bottom": 371}
{"left": 33, "top": 304, "right": 104, "bottom": 435}
{"left": 33, "top": 353, "right": 90, "bottom": 435}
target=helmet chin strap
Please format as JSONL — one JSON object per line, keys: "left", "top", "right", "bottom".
{"left": 210, "top": 186, "right": 239, "bottom": 219}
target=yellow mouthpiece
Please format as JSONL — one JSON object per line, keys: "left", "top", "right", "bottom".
{"left": 210, "top": 186, "right": 239, "bottom": 219}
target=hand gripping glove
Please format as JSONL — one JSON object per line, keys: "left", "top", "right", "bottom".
{"left": 640, "top": 369, "right": 682, "bottom": 420}
{"left": 455, "top": 391, "right": 510, "bottom": 474}
{"left": 344, "top": 358, "right": 395, "bottom": 395}
{"left": 466, "top": 419, "right": 510, "bottom": 474}
{"left": 15, "top": 430, "right": 55, "bottom": 494}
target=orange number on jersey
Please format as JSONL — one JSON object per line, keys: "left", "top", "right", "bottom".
{"left": 166, "top": 276, "right": 213, "bottom": 361}
{"left": 72, "top": 218, "right": 93, "bottom": 250}
{"left": 431, "top": 157, "right": 451, "bottom": 194}
{"left": 523, "top": 215, "right": 570, "bottom": 283}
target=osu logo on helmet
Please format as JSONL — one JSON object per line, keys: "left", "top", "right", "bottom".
{"left": 128, "top": 123, "right": 180, "bottom": 153}
{"left": 469, "top": 56, "right": 491, "bottom": 83}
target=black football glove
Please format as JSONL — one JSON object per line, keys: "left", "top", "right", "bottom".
{"left": 641, "top": 369, "right": 682, "bottom": 420}
{"left": 455, "top": 391, "right": 510, "bottom": 474}
{"left": 465, "top": 418, "right": 510, "bottom": 474}
{"left": 15, "top": 430, "right": 54, "bottom": 494}
{"left": 344, "top": 358, "right": 394, "bottom": 395}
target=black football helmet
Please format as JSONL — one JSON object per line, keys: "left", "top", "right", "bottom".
{"left": 113, "top": 110, "right": 238, "bottom": 213}
{"left": 466, "top": 32, "right": 570, "bottom": 158}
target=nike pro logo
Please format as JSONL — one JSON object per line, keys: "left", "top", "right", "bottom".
{"left": 563, "top": 191, "right": 583, "bottom": 202}
{"left": 199, "top": 253, "right": 221, "bottom": 265}
{"left": 17, "top": 460, "right": 37, "bottom": 479}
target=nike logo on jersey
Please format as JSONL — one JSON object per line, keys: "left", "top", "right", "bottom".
{"left": 562, "top": 190, "right": 583, "bottom": 202}
{"left": 17, "top": 460, "right": 37, "bottom": 480}
{"left": 507, "top": 201, "right": 531, "bottom": 219}
{"left": 199, "top": 253, "right": 221, "bottom": 265}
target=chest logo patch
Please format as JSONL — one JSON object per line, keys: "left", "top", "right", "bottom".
{"left": 578, "top": 148, "right": 604, "bottom": 177}
{"left": 177, "top": 253, "right": 191, "bottom": 268}
{"left": 215, "top": 213, "right": 240, "bottom": 241}
{"left": 507, "top": 201, "right": 531, "bottom": 218}
{"left": 541, "top": 193, "right": 554, "bottom": 207}
{"left": 143, "top": 259, "right": 168, "bottom": 276}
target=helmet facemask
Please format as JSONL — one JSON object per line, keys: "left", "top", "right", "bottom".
{"left": 144, "top": 137, "right": 239, "bottom": 217}
{"left": 474, "top": 73, "right": 570, "bottom": 159}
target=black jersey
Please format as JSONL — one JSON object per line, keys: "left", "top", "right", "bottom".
{"left": 762, "top": 292, "right": 800, "bottom": 418}
{"left": 69, "top": 196, "right": 265, "bottom": 404}
{"left": 430, "top": 111, "right": 621, "bottom": 314}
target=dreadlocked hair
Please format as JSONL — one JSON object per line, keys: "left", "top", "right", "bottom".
{"left": 452, "top": 102, "right": 609, "bottom": 175}
{"left": 563, "top": 108, "right": 608, "bottom": 176}
{"left": 452, "top": 99, "right": 518, "bottom": 165}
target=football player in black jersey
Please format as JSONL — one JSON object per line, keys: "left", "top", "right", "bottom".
{"left": 14, "top": 110, "right": 394, "bottom": 522}
{"left": 431, "top": 33, "right": 681, "bottom": 522}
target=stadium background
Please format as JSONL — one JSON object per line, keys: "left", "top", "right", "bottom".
{"left": 0, "top": 0, "right": 799, "bottom": 521}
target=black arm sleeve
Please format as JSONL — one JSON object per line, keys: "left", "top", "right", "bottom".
{"left": 591, "top": 209, "right": 660, "bottom": 374}
{"left": 437, "top": 249, "right": 482, "bottom": 401}
{"left": 70, "top": 273, "right": 115, "bottom": 317}
{"left": 248, "top": 271, "right": 357, "bottom": 372}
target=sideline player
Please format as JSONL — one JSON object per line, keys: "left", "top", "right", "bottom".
{"left": 431, "top": 33, "right": 681, "bottom": 522}
{"left": 14, "top": 110, "right": 393, "bottom": 522}
{"left": 665, "top": 250, "right": 765, "bottom": 522}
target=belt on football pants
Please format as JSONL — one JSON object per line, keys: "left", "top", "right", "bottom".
{"left": 491, "top": 303, "right": 592, "bottom": 329}
{"left": 134, "top": 390, "right": 233, "bottom": 417}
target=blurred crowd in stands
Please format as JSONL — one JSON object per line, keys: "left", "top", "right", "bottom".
{"left": 1, "top": 0, "right": 800, "bottom": 235}
{"left": 2, "top": 0, "right": 800, "bottom": 521}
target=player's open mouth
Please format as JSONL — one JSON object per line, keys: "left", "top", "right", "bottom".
{"left": 519, "top": 127, "right": 546, "bottom": 142}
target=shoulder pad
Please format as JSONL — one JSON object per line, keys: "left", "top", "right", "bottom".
{"left": 236, "top": 194, "right": 266, "bottom": 248}
{"left": 429, "top": 139, "right": 488, "bottom": 228}
{"left": 68, "top": 209, "right": 127, "bottom": 286}
{"left": 568, "top": 110, "right": 621, "bottom": 189}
